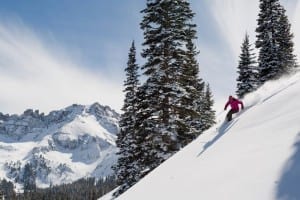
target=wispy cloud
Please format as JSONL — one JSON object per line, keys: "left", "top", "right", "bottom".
{"left": 0, "top": 19, "right": 123, "bottom": 114}
{"left": 207, "top": 0, "right": 300, "bottom": 64}
{"left": 207, "top": 0, "right": 259, "bottom": 59}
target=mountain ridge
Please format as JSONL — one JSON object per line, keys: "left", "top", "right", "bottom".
{"left": 0, "top": 102, "right": 119, "bottom": 190}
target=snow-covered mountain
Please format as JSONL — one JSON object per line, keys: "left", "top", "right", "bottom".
{"left": 101, "top": 71, "right": 300, "bottom": 200}
{"left": 0, "top": 102, "right": 119, "bottom": 189}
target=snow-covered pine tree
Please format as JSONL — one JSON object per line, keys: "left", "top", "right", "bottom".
{"left": 200, "top": 83, "right": 216, "bottom": 131}
{"left": 179, "top": 38, "right": 205, "bottom": 146}
{"left": 23, "top": 163, "right": 36, "bottom": 193}
{"left": 137, "top": 0, "right": 205, "bottom": 176}
{"left": 256, "top": 0, "right": 297, "bottom": 85}
{"left": 113, "top": 41, "right": 140, "bottom": 197}
{"left": 256, "top": 0, "right": 281, "bottom": 84}
{"left": 276, "top": 6, "right": 297, "bottom": 74}
{"left": 236, "top": 33, "right": 257, "bottom": 98}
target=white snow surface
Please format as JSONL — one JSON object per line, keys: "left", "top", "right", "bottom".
{"left": 102, "top": 71, "right": 300, "bottom": 200}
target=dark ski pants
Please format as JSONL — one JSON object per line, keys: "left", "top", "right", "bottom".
{"left": 226, "top": 109, "right": 238, "bottom": 121}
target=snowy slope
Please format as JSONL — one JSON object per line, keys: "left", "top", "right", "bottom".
{"left": 0, "top": 103, "right": 119, "bottom": 189}
{"left": 103, "top": 71, "right": 300, "bottom": 200}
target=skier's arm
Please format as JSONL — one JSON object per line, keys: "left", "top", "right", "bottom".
{"left": 239, "top": 101, "right": 244, "bottom": 109}
{"left": 224, "top": 101, "right": 229, "bottom": 110}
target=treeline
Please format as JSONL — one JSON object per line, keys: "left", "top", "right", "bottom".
{"left": 0, "top": 176, "right": 116, "bottom": 200}
{"left": 0, "top": 179, "right": 16, "bottom": 199}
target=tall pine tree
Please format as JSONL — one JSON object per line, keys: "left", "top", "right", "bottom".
{"left": 256, "top": 0, "right": 297, "bottom": 85}
{"left": 113, "top": 41, "right": 140, "bottom": 197}
{"left": 180, "top": 38, "right": 205, "bottom": 145}
{"left": 276, "top": 6, "right": 297, "bottom": 73}
{"left": 114, "top": 1, "right": 216, "bottom": 196}
{"left": 236, "top": 33, "right": 257, "bottom": 98}
{"left": 200, "top": 83, "right": 216, "bottom": 131}
{"left": 137, "top": 0, "right": 208, "bottom": 177}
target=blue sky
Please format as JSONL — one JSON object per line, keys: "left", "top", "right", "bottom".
{"left": 0, "top": 1, "right": 145, "bottom": 73}
{"left": 0, "top": 0, "right": 299, "bottom": 114}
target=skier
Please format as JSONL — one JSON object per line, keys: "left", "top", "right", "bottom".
{"left": 224, "top": 95, "right": 244, "bottom": 121}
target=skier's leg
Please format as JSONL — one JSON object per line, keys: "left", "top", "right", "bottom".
{"left": 226, "top": 110, "right": 234, "bottom": 121}
{"left": 226, "top": 109, "right": 239, "bottom": 121}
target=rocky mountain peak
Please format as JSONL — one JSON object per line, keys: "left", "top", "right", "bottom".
{"left": 0, "top": 103, "right": 119, "bottom": 189}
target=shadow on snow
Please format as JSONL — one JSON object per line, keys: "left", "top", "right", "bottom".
{"left": 197, "top": 119, "right": 239, "bottom": 157}
{"left": 276, "top": 132, "right": 300, "bottom": 200}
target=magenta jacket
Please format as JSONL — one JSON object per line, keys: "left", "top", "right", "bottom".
{"left": 224, "top": 97, "right": 244, "bottom": 111}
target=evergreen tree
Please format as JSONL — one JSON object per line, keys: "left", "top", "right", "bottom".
{"left": 277, "top": 6, "right": 297, "bottom": 73}
{"left": 113, "top": 1, "right": 216, "bottom": 196}
{"left": 200, "top": 84, "right": 216, "bottom": 131}
{"left": 180, "top": 39, "right": 205, "bottom": 145}
{"left": 236, "top": 33, "right": 257, "bottom": 98}
{"left": 137, "top": 0, "right": 209, "bottom": 177}
{"left": 256, "top": 0, "right": 297, "bottom": 85}
{"left": 113, "top": 41, "right": 140, "bottom": 197}
{"left": 0, "top": 179, "right": 17, "bottom": 200}
{"left": 16, "top": 176, "right": 117, "bottom": 200}
{"left": 23, "top": 163, "right": 36, "bottom": 193}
